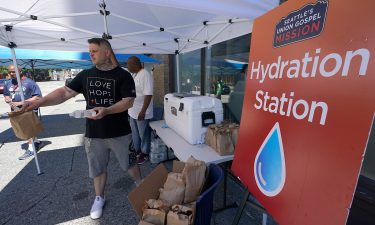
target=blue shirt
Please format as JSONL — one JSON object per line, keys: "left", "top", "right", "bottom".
{"left": 3, "top": 77, "right": 42, "bottom": 102}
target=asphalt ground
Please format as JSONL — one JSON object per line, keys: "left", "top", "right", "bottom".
{"left": 0, "top": 80, "right": 277, "bottom": 225}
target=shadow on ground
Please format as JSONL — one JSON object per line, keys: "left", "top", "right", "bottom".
{"left": 0, "top": 145, "right": 153, "bottom": 225}
{"left": 0, "top": 113, "right": 277, "bottom": 225}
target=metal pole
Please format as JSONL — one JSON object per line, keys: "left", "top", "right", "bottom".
{"left": 31, "top": 59, "right": 36, "bottom": 81}
{"left": 176, "top": 54, "right": 180, "bottom": 93}
{"left": 10, "top": 48, "right": 24, "bottom": 101}
{"left": 10, "top": 48, "right": 42, "bottom": 175}
{"left": 100, "top": 1, "right": 109, "bottom": 36}
{"left": 231, "top": 189, "right": 250, "bottom": 225}
{"left": 103, "top": 18, "right": 109, "bottom": 37}
{"left": 98, "top": 0, "right": 119, "bottom": 67}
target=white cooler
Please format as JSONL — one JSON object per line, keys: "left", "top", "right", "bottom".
{"left": 164, "top": 93, "right": 223, "bottom": 145}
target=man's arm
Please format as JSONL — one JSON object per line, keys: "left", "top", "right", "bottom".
{"left": 138, "top": 95, "right": 152, "bottom": 120}
{"left": 39, "top": 86, "right": 78, "bottom": 106}
{"left": 24, "top": 86, "right": 78, "bottom": 111}
{"left": 105, "top": 97, "right": 134, "bottom": 114}
{"left": 9, "top": 95, "right": 41, "bottom": 109}
{"left": 3, "top": 84, "right": 12, "bottom": 103}
{"left": 90, "top": 97, "right": 134, "bottom": 120}
{"left": 28, "top": 95, "right": 41, "bottom": 102}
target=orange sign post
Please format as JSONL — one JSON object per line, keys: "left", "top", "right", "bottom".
{"left": 232, "top": 0, "right": 375, "bottom": 224}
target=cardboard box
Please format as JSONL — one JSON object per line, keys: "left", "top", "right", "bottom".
{"left": 129, "top": 161, "right": 186, "bottom": 218}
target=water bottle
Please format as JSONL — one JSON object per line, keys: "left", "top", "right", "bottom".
{"left": 69, "top": 110, "right": 96, "bottom": 118}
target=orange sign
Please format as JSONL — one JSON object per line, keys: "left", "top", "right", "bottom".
{"left": 231, "top": 0, "right": 375, "bottom": 224}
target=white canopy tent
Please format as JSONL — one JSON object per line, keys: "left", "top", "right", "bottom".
{"left": 0, "top": 0, "right": 279, "bottom": 174}
{"left": 0, "top": 0, "right": 279, "bottom": 54}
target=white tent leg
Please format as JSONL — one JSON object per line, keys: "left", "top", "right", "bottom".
{"left": 10, "top": 48, "right": 25, "bottom": 101}
{"left": 31, "top": 140, "right": 42, "bottom": 174}
{"left": 10, "top": 47, "right": 42, "bottom": 175}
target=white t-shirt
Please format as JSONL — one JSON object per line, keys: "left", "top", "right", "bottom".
{"left": 128, "top": 68, "right": 154, "bottom": 120}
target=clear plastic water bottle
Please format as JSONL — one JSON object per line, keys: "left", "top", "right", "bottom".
{"left": 69, "top": 110, "right": 96, "bottom": 118}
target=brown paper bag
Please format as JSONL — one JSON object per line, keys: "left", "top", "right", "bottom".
{"left": 142, "top": 199, "right": 169, "bottom": 225}
{"left": 215, "top": 128, "right": 234, "bottom": 156}
{"left": 144, "top": 199, "right": 171, "bottom": 210}
{"left": 204, "top": 125, "right": 217, "bottom": 149}
{"left": 229, "top": 123, "right": 240, "bottom": 147}
{"left": 8, "top": 110, "right": 43, "bottom": 140}
{"left": 142, "top": 209, "right": 166, "bottom": 225}
{"left": 182, "top": 156, "right": 207, "bottom": 203}
{"left": 159, "top": 173, "right": 185, "bottom": 205}
{"left": 166, "top": 205, "right": 193, "bottom": 225}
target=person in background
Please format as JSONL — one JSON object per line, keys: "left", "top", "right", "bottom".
{"left": 24, "top": 38, "right": 142, "bottom": 220}
{"left": 127, "top": 56, "right": 153, "bottom": 165}
{"left": 3, "top": 65, "right": 42, "bottom": 160}
{"left": 215, "top": 76, "right": 223, "bottom": 99}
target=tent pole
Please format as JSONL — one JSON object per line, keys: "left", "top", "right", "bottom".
{"left": 10, "top": 48, "right": 25, "bottom": 101}
{"left": 10, "top": 48, "right": 42, "bottom": 175}
{"left": 31, "top": 59, "right": 36, "bottom": 80}
{"left": 99, "top": 0, "right": 110, "bottom": 38}
{"left": 208, "top": 22, "right": 231, "bottom": 44}
{"left": 176, "top": 54, "right": 180, "bottom": 93}
{"left": 180, "top": 25, "right": 205, "bottom": 53}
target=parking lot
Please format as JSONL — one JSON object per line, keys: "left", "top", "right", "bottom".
{"left": 0, "top": 80, "right": 274, "bottom": 225}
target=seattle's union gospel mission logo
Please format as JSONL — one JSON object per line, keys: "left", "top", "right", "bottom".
{"left": 273, "top": 0, "right": 328, "bottom": 48}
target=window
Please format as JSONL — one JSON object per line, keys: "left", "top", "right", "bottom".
{"left": 206, "top": 34, "right": 251, "bottom": 123}
{"left": 175, "top": 34, "right": 251, "bottom": 123}
{"left": 178, "top": 50, "right": 201, "bottom": 94}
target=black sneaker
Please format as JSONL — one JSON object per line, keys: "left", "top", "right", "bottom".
{"left": 136, "top": 153, "right": 149, "bottom": 165}
{"left": 129, "top": 152, "right": 137, "bottom": 164}
{"left": 18, "top": 150, "right": 34, "bottom": 160}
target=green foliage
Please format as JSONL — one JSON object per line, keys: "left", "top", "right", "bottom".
{"left": 0, "top": 66, "right": 7, "bottom": 74}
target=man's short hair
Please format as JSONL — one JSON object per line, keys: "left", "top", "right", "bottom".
{"left": 128, "top": 56, "right": 142, "bottom": 67}
{"left": 88, "top": 38, "right": 112, "bottom": 50}
{"left": 8, "top": 65, "right": 22, "bottom": 73}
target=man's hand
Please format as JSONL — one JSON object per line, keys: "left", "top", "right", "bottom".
{"left": 89, "top": 107, "right": 108, "bottom": 120}
{"left": 4, "top": 96, "right": 12, "bottom": 104}
{"left": 138, "top": 111, "right": 146, "bottom": 121}
{"left": 23, "top": 98, "right": 43, "bottom": 111}
{"left": 138, "top": 95, "right": 152, "bottom": 121}
{"left": 8, "top": 101, "right": 23, "bottom": 110}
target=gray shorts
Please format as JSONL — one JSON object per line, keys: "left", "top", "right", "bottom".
{"left": 84, "top": 134, "right": 133, "bottom": 178}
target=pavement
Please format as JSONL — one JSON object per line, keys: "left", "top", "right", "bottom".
{"left": 0, "top": 80, "right": 277, "bottom": 225}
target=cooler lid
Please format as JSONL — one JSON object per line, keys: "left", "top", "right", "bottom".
{"left": 173, "top": 93, "right": 200, "bottom": 98}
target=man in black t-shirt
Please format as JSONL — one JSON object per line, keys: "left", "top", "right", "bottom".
{"left": 24, "top": 38, "right": 142, "bottom": 220}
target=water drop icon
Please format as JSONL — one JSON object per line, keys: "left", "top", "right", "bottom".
{"left": 254, "top": 122, "right": 286, "bottom": 197}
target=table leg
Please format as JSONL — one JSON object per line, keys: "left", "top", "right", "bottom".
{"left": 231, "top": 189, "right": 250, "bottom": 225}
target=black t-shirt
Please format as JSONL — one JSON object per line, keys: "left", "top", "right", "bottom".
{"left": 67, "top": 66, "right": 136, "bottom": 138}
